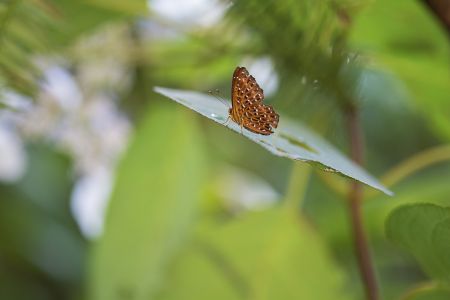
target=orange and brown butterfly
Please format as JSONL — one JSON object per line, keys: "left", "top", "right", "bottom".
{"left": 228, "top": 66, "right": 279, "bottom": 135}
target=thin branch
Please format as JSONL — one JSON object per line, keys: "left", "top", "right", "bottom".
{"left": 421, "top": 0, "right": 450, "bottom": 37}
{"left": 381, "top": 144, "right": 450, "bottom": 188}
{"left": 401, "top": 281, "right": 439, "bottom": 300}
{"left": 315, "top": 144, "right": 450, "bottom": 199}
{"left": 284, "top": 162, "right": 311, "bottom": 211}
{"left": 346, "top": 106, "right": 379, "bottom": 300}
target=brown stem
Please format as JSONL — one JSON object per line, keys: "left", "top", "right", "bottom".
{"left": 346, "top": 106, "right": 379, "bottom": 300}
{"left": 421, "top": 0, "right": 450, "bottom": 37}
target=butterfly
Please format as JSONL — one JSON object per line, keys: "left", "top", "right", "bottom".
{"left": 228, "top": 66, "right": 279, "bottom": 135}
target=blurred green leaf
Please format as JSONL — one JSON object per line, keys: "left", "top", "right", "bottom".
{"left": 0, "top": 145, "right": 84, "bottom": 299}
{"left": 154, "top": 86, "right": 392, "bottom": 195}
{"left": 85, "top": 0, "right": 147, "bottom": 15}
{"left": 157, "top": 207, "right": 351, "bottom": 299}
{"left": 53, "top": 0, "right": 146, "bottom": 45}
{"left": 0, "top": 0, "right": 146, "bottom": 96}
{"left": 386, "top": 203, "right": 450, "bottom": 283}
{"left": 17, "top": 144, "right": 73, "bottom": 217}
{"left": 89, "top": 105, "right": 207, "bottom": 300}
{"left": 226, "top": 0, "right": 363, "bottom": 114}
{"left": 154, "top": 243, "right": 242, "bottom": 300}
{"left": 350, "top": 0, "right": 450, "bottom": 140}
{"left": 0, "top": 0, "right": 53, "bottom": 94}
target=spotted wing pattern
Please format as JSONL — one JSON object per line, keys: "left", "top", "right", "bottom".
{"left": 229, "top": 67, "right": 279, "bottom": 135}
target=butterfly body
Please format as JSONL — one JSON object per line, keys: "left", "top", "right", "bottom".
{"left": 229, "top": 67, "right": 279, "bottom": 135}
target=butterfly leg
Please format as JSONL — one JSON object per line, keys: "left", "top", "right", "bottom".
{"left": 221, "top": 115, "right": 230, "bottom": 126}
{"left": 239, "top": 116, "right": 244, "bottom": 134}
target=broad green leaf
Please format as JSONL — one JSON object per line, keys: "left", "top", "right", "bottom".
{"left": 154, "top": 86, "right": 392, "bottom": 196}
{"left": 154, "top": 243, "right": 242, "bottom": 300}
{"left": 386, "top": 203, "right": 450, "bottom": 282}
{"left": 85, "top": 0, "right": 147, "bottom": 15}
{"left": 53, "top": 0, "right": 146, "bottom": 45}
{"left": 0, "top": 145, "right": 83, "bottom": 279}
{"left": 89, "top": 106, "right": 207, "bottom": 300}
{"left": 157, "top": 208, "right": 351, "bottom": 300}
{"left": 350, "top": 0, "right": 450, "bottom": 140}
{"left": 0, "top": 0, "right": 147, "bottom": 96}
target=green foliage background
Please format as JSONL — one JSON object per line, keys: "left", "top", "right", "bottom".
{"left": 0, "top": 0, "right": 449, "bottom": 300}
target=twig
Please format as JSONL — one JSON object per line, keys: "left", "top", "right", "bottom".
{"left": 381, "top": 144, "right": 450, "bottom": 188}
{"left": 346, "top": 106, "right": 379, "bottom": 300}
{"left": 284, "top": 162, "right": 311, "bottom": 210}
{"left": 421, "top": 0, "right": 450, "bottom": 37}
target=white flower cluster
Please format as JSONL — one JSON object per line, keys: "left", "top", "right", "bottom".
{"left": 0, "top": 25, "right": 134, "bottom": 238}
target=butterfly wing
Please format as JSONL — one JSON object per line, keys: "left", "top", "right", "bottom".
{"left": 230, "top": 67, "right": 249, "bottom": 123}
{"left": 242, "top": 104, "right": 279, "bottom": 135}
{"left": 230, "top": 66, "right": 279, "bottom": 135}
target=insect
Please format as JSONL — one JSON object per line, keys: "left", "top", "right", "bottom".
{"left": 228, "top": 66, "right": 279, "bottom": 135}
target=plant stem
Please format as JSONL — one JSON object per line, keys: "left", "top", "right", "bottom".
{"left": 401, "top": 281, "right": 438, "bottom": 300}
{"left": 346, "top": 106, "right": 379, "bottom": 300}
{"left": 381, "top": 144, "right": 450, "bottom": 188}
{"left": 421, "top": 0, "right": 450, "bottom": 37}
{"left": 316, "top": 144, "right": 450, "bottom": 199}
{"left": 284, "top": 162, "right": 311, "bottom": 211}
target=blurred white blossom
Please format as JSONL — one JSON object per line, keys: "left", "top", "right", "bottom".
{"left": 215, "top": 165, "right": 279, "bottom": 213}
{"left": 241, "top": 57, "right": 279, "bottom": 97}
{"left": 0, "top": 124, "right": 27, "bottom": 182}
{"left": 150, "top": 0, "right": 228, "bottom": 28}
{"left": 71, "top": 166, "right": 113, "bottom": 238}
{"left": 0, "top": 24, "right": 134, "bottom": 238}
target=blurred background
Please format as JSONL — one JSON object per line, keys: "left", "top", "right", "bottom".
{"left": 0, "top": 0, "right": 449, "bottom": 299}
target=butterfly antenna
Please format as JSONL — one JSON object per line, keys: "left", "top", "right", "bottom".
{"left": 208, "top": 89, "right": 229, "bottom": 108}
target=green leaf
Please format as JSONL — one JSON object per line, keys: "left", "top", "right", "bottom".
{"left": 386, "top": 203, "right": 450, "bottom": 282}
{"left": 157, "top": 208, "right": 351, "bottom": 300}
{"left": 154, "top": 86, "right": 392, "bottom": 196}
{"left": 84, "top": 0, "right": 147, "bottom": 15}
{"left": 0, "top": 0, "right": 53, "bottom": 95}
{"left": 52, "top": 0, "right": 146, "bottom": 45}
{"left": 89, "top": 105, "right": 207, "bottom": 300}
{"left": 0, "top": 0, "right": 147, "bottom": 96}
{"left": 154, "top": 244, "right": 242, "bottom": 300}
{"left": 350, "top": 0, "right": 450, "bottom": 140}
